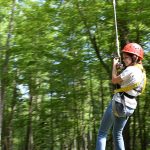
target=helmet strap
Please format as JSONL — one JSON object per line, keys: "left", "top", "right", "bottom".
{"left": 131, "top": 55, "right": 140, "bottom": 65}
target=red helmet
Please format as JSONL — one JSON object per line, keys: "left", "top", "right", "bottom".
{"left": 122, "top": 43, "right": 144, "bottom": 60}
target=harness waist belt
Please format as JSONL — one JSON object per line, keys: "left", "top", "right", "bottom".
{"left": 123, "top": 92, "right": 136, "bottom": 99}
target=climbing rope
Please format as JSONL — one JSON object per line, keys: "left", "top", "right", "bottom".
{"left": 113, "top": 0, "right": 120, "bottom": 58}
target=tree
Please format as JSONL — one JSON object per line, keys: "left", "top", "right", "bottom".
{"left": 0, "top": 0, "right": 149, "bottom": 149}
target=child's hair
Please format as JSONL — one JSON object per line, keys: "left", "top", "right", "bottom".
{"left": 123, "top": 52, "right": 141, "bottom": 64}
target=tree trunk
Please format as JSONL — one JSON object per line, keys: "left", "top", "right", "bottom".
{"left": 141, "top": 94, "right": 150, "bottom": 150}
{"left": 3, "top": 77, "right": 18, "bottom": 150}
{"left": 132, "top": 113, "right": 137, "bottom": 150}
{"left": 0, "top": 0, "right": 16, "bottom": 149}
{"left": 76, "top": 1, "right": 111, "bottom": 77}
{"left": 24, "top": 84, "right": 33, "bottom": 150}
{"left": 137, "top": 98, "right": 143, "bottom": 150}
{"left": 87, "top": 130, "right": 92, "bottom": 150}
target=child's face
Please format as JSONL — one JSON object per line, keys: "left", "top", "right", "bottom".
{"left": 122, "top": 53, "right": 132, "bottom": 66}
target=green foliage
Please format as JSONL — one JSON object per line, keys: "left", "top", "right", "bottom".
{"left": 0, "top": 0, "right": 150, "bottom": 149}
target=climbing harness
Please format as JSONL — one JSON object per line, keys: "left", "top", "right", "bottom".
{"left": 112, "top": 92, "right": 135, "bottom": 118}
{"left": 112, "top": 64, "right": 146, "bottom": 118}
{"left": 114, "top": 64, "right": 147, "bottom": 94}
{"left": 113, "top": 0, "right": 120, "bottom": 58}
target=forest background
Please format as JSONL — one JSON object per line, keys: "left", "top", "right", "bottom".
{"left": 0, "top": 0, "right": 150, "bottom": 150}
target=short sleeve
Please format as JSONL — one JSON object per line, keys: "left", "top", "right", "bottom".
{"left": 120, "top": 67, "right": 134, "bottom": 81}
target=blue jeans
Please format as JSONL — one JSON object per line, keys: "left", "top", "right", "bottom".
{"left": 96, "top": 101, "right": 133, "bottom": 150}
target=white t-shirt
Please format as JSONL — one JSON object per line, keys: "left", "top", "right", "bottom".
{"left": 115, "top": 65, "right": 144, "bottom": 109}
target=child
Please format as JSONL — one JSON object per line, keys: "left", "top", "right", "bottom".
{"left": 96, "top": 43, "right": 146, "bottom": 150}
